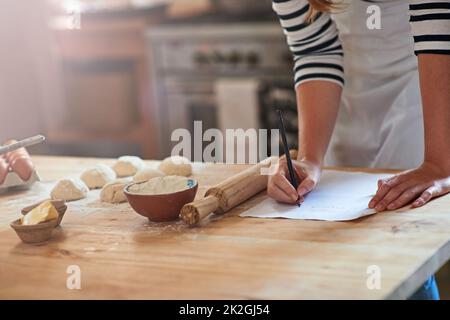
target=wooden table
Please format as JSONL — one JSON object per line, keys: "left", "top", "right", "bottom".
{"left": 1, "top": 156, "right": 449, "bottom": 299}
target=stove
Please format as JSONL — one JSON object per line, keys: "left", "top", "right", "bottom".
{"left": 146, "top": 23, "right": 297, "bottom": 158}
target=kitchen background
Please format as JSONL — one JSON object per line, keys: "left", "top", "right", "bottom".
{"left": 0, "top": 0, "right": 297, "bottom": 160}
{"left": 0, "top": 0, "right": 449, "bottom": 298}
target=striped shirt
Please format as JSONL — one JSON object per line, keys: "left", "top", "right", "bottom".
{"left": 273, "top": 0, "right": 450, "bottom": 87}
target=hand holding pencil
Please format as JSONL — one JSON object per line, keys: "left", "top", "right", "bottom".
{"left": 267, "top": 111, "right": 322, "bottom": 205}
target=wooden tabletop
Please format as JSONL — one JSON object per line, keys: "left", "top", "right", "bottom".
{"left": 0, "top": 156, "right": 449, "bottom": 300}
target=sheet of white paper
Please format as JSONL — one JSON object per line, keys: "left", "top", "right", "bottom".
{"left": 241, "top": 170, "right": 392, "bottom": 221}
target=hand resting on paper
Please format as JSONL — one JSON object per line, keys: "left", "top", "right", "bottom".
{"left": 369, "top": 161, "right": 450, "bottom": 212}
{"left": 267, "top": 158, "right": 322, "bottom": 204}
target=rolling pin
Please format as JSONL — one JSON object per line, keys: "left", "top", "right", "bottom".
{"left": 181, "top": 150, "right": 298, "bottom": 226}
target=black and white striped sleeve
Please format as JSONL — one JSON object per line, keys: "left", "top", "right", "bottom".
{"left": 273, "top": 0, "right": 344, "bottom": 88}
{"left": 409, "top": 0, "right": 450, "bottom": 55}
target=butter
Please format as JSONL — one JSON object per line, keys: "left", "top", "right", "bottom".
{"left": 21, "top": 200, "right": 58, "bottom": 225}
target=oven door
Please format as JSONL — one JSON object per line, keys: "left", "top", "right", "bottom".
{"left": 161, "top": 79, "right": 218, "bottom": 157}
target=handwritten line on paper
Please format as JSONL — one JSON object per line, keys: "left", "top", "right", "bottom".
{"left": 241, "top": 170, "right": 392, "bottom": 221}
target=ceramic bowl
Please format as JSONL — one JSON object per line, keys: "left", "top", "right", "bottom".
{"left": 124, "top": 179, "right": 198, "bottom": 222}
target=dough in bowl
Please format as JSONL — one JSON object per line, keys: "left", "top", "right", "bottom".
{"left": 100, "top": 179, "right": 130, "bottom": 204}
{"left": 112, "top": 156, "right": 144, "bottom": 177}
{"left": 158, "top": 156, "right": 192, "bottom": 177}
{"left": 51, "top": 178, "right": 89, "bottom": 202}
{"left": 133, "top": 168, "right": 165, "bottom": 183}
{"left": 80, "top": 164, "right": 116, "bottom": 189}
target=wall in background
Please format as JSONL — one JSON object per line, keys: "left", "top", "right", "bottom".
{"left": 0, "top": 0, "right": 62, "bottom": 153}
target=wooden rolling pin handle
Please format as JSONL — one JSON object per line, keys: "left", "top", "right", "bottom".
{"left": 180, "top": 195, "right": 219, "bottom": 226}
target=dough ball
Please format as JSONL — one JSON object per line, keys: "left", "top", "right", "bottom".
{"left": 100, "top": 179, "right": 130, "bottom": 204}
{"left": 112, "top": 156, "right": 144, "bottom": 177}
{"left": 158, "top": 156, "right": 192, "bottom": 177}
{"left": 80, "top": 164, "right": 116, "bottom": 189}
{"left": 133, "top": 168, "right": 165, "bottom": 183}
{"left": 51, "top": 178, "right": 89, "bottom": 202}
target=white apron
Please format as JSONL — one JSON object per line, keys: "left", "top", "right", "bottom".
{"left": 324, "top": 0, "right": 424, "bottom": 170}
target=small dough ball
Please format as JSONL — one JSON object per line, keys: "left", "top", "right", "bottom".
{"left": 100, "top": 179, "right": 130, "bottom": 204}
{"left": 158, "top": 156, "right": 192, "bottom": 177}
{"left": 51, "top": 178, "right": 89, "bottom": 202}
{"left": 112, "top": 156, "right": 144, "bottom": 177}
{"left": 133, "top": 168, "right": 165, "bottom": 183}
{"left": 80, "top": 164, "right": 116, "bottom": 189}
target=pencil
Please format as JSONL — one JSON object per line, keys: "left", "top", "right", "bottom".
{"left": 276, "top": 110, "right": 301, "bottom": 207}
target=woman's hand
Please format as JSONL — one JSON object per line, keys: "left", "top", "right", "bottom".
{"left": 267, "top": 158, "right": 322, "bottom": 204}
{"left": 267, "top": 80, "right": 340, "bottom": 204}
{"left": 369, "top": 161, "right": 450, "bottom": 211}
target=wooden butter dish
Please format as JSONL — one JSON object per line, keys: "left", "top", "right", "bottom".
{"left": 10, "top": 218, "right": 58, "bottom": 244}
{"left": 11, "top": 200, "right": 68, "bottom": 244}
